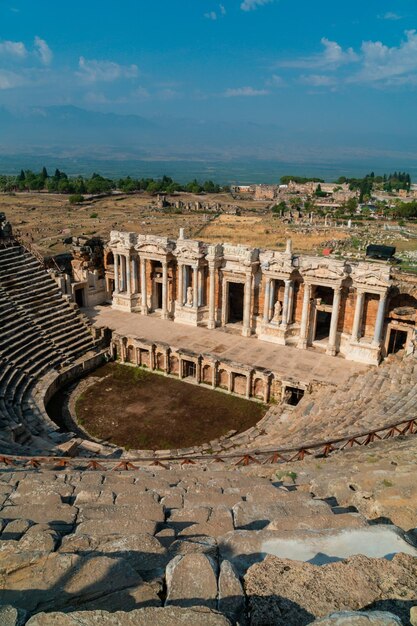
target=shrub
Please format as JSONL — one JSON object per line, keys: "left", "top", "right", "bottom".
{"left": 69, "top": 194, "right": 85, "bottom": 204}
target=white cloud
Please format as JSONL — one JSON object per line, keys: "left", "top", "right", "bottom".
{"left": 34, "top": 36, "right": 53, "bottom": 65}
{"left": 219, "top": 4, "right": 226, "bottom": 15}
{"left": 241, "top": 0, "right": 272, "bottom": 11}
{"left": 267, "top": 74, "right": 285, "bottom": 87}
{"left": 204, "top": 11, "right": 217, "bottom": 20}
{"left": 0, "top": 69, "right": 26, "bottom": 89}
{"left": 379, "top": 11, "right": 402, "bottom": 21}
{"left": 77, "top": 57, "right": 139, "bottom": 83}
{"left": 349, "top": 30, "right": 417, "bottom": 83}
{"left": 224, "top": 86, "right": 269, "bottom": 97}
{"left": 0, "top": 40, "right": 27, "bottom": 58}
{"left": 300, "top": 74, "right": 336, "bottom": 87}
{"left": 279, "top": 37, "right": 358, "bottom": 70}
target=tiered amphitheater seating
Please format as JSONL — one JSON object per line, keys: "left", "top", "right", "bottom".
{"left": 0, "top": 242, "right": 99, "bottom": 453}
{"left": 252, "top": 350, "right": 417, "bottom": 451}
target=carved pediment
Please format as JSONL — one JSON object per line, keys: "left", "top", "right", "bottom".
{"left": 260, "top": 250, "right": 293, "bottom": 274}
{"left": 174, "top": 241, "right": 208, "bottom": 261}
{"left": 301, "top": 258, "right": 347, "bottom": 280}
{"left": 135, "top": 235, "right": 175, "bottom": 256}
{"left": 109, "top": 231, "right": 137, "bottom": 249}
{"left": 223, "top": 244, "right": 259, "bottom": 266}
{"left": 353, "top": 262, "right": 391, "bottom": 288}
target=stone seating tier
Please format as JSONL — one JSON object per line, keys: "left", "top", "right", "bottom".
{"left": 0, "top": 244, "right": 100, "bottom": 453}
{"left": 0, "top": 465, "right": 415, "bottom": 625}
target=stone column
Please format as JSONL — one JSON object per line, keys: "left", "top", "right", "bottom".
{"left": 242, "top": 274, "right": 252, "bottom": 337}
{"left": 280, "top": 279, "right": 292, "bottom": 329}
{"left": 114, "top": 253, "right": 120, "bottom": 293}
{"left": 263, "top": 277, "right": 271, "bottom": 324}
{"left": 297, "top": 283, "right": 312, "bottom": 349}
{"left": 120, "top": 255, "right": 126, "bottom": 292}
{"left": 351, "top": 289, "right": 365, "bottom": 342}
{"left": 193, "top": 266, "right": 198, "bottom": 308}
{"left": 132, "top": 257, "right": 139, "bottom": 294}
{"left": 177, "top": 262, "right": 183, "bottom": 306}
{"left": 199, "top": 267, "right": 205, "bottom": 306}
{"left": 287, "top": 280, "right": 295, "bottom": 325}
{"left": 212, "top": 362, "right": 217, "bottom": 388}
{"left": 245, "top": 371, "right": 252, "bottom": 399}
{"left": 372, "top": 291, "right": 387, "bottom": 347}
{"left": 126, "top": 255, "right": 132, "bottom": 295}
{"left": 140, "top": 257, "right": 148, "bottom": 314}
{"left": 183, "top": 265, "right": 188, "bottom": 304}
{"left": 327, "top": 286, "right": 342, "bottom": 356}
{"left": 221, "top": 278, "right": 228, "bottom": 326}
{"left": 228, "top": 371, "right": 233, "bottom": 393}
{"left": 208, "top": 265, "right": 216, "bottom": 329}
{"left": 162, "top": 261, "right": 168, "bottom": 319}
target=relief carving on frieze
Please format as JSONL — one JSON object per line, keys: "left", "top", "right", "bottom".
{"left": 352, "top": 262, "right": 391, "bottom": 288}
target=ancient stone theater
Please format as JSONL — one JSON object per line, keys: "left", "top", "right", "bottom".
{"left": 104, "top": 229, "right": 417, "bottom": 366}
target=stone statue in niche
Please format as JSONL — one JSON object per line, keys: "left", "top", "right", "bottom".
{"left": 186, "top": 286, "right": 193, "bottom": 307}
{"left": 273, "top": 299, "right": 282, "bottom": 322}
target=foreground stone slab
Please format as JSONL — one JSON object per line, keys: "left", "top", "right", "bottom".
{"left": 165, "top": 554, "right": 218, "bottom": 609}
{"left": 0, "top": 604, "right": 27, "bottom": 626}
{"left": 244, "top": 553, "right": 417, "bottom": 625}
{"left": 26, "top": 606, "right": 231, "bottom": 625}
{"left": 311, "top": 611, "right": 402, "bottom": 625}
{"left": 0, "top": 553, "right": 159, "bottom": 613}
{"left": 218, "top": 559, "right": 245, "bottom": 623}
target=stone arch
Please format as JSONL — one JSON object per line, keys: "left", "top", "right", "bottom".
{"left": 233, "top": 373, "right": 246, "bottom": 396}
{"left": 218, "top": 368, "right": 229, "bottom": 389}
{"left": 387, "top": 291, "right": 417, "bottom": 316}
{"left": 139, "top": 348, "right": 150, "bottom": 368}
{"left": 202, "top": 364, "right": 212, "bottom": 384}
{"left": 105, "top": 250, "right": 114, "bottom": 267}
{"left": 170, "top": 355, "right": 179, "bottom": 376}
{"left": 156, "top": 351, "right": 165, "bottom": 371}
{"left": 126, "top": 344, "right": 135, "bottom": 363}
{"left": 253, "top": 377, "right": 264, "bottom": 399}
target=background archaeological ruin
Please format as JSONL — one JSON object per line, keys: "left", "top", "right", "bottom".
{"left": 0, "top": 212, "right": 417, "bottom": 625}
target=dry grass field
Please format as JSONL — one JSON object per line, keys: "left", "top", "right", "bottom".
{"left": 198, "top": 214, "right": 350, "bottom": 252}
{"left": 2, "top": 191, "right": 417, "bottom": 258}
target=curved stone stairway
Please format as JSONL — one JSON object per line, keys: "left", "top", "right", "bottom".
{"left": 247, "top": 350, "right": 417, "bottom": 453}
{"left": 0, "top": 243, "right": 100, "bottom": 454}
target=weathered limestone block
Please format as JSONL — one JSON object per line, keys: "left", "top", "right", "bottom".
{"left": 76, "top": 518, "right": 158, "bottom": 536}
{"left": 168, "top": 536, "right": 218, "bottom": 561}
{"left": 78, "top": 501, "right": 165, "bottom": 523}
{"left": 0, "top": 553, "right": 159, "bottom": 613}
{"left": 218, "top": 559, "right": 245, "bottom": 623}
{"left": 178, "top": 507, "right": 234, "bottom": 538}
{"left": 165, "top": 554, "right": 218, "bottom": 609}
{"left": 60, "top": 532, "right": 168, "bottom": 577}
{"left": 244, "top": 553, "right": 417, "bottom": 626}
{"left": 1, "top": 519, "right": 31, "bottom": 540}
{"left": 0, "top": 505, "right": 77, "bottom": 530}
{"left": 26, "top": 606, "right": 231, "bottom": 626}
{"left": 0, "top": 605, "right": 27, "bottom": 626}
{"left": 411, "top": 606, "right": 417, "bottom": 626}
{"left": 232, "top": 501, "right": 289, "bottom": 530}
{"left": 311, "top": 611, "right": 402, "bottom": 625}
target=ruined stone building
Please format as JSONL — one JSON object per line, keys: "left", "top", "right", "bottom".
{"left": 102, "top": 230, "right": 417, "bottom": 366}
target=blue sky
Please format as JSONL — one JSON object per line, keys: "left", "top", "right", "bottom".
{"left": 0, "top": 0, "right": 417, "bottom": 161}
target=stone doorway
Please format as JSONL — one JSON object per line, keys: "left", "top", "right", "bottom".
{"left": 387, "top": 328, "right": 408, "bottom": 355}
{"left": 155, "top": 282, "right": 163, "bottom": 310}
{"left": 74, "top": 288, "right": 85, "bottom": 307}
{"left": 183, "top": 360, "right": 196, "bottom": 379}
{"left": 315, "top": 310, "right": 332, "bottom": 341}
{"left": 228, "top": 282, "right": 244, "bottom": 324}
